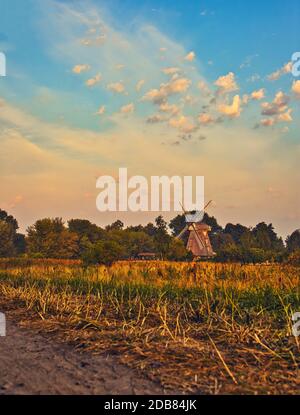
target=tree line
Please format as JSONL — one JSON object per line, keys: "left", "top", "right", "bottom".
{"left": 0, "top": 208, "right": 300, "bottom": 265}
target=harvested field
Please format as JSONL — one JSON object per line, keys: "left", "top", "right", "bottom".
{"left": 0, "top": 259, "right": 299, "bottom": 394}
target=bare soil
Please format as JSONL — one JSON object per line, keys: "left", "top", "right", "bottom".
{"left": 0, "top": 314, "right": 165, "bottom": 395}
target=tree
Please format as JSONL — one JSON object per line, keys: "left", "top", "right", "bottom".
{"left": 0, "top": 209, "right": 18, "bottom": 232}
{"left": 154, "top": 216, "right": 172, "bottom": 257}
{"left": 169, "top": 214, "right": 186, "bottom": 236}
{"left": 166, "top": 239, "right": 191, "bottom": 261}
{"left": 252, "top": 222, "right": 284, "bottom": 251}
{"left": 0, "top": 221, "right": 16, "bottom": 257}
{"left": 122, "top": 231, "right": 155, "bottom": 258}
{"left": 82, "top": 240, "right": 125, "bottom": 266}
{"left": 106, "top": 220, "right": 124, "bottom": 231}
{"left": 286, "top": 230, "right": 300, "bottom": 252}
{"left": 0, "top": 209, "right": 24, "bottom": 257}
{"left": 68, "top": 219, "right": 105, "bottom": 255}
{"left": 224, "top": 223, "right": 249, "bottom": 245}
{"left": 26, "top": 218, "right": 79, "bottom": 259}
{"left": 202, "top": 213, "right": 223, "bottom": 233}
{"left": 211, "top": 232, "right": 236, "bottom": 252}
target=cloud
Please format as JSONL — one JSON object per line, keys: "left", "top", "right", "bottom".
{"left": 240, "top": 54, "right": 259, "bottom": 69}
{"left": 247, "top": 74, "right": 261, "bottom": 83}
{"left": 198, "top": 80, "right": 211, "bottom": 96}
{"left": 218, "top": 95, "right": 241, "bottom": 118}
{"left": 136, "top": 80, "right": 145, "bottom": 91}
{"left": 198, "top": 112, "right": 215, "bottom": 125}
{"left": 80, "top": 34, "right": 107, "bottom": 47}
{"left": 261, "top": 91, "right": 290, "bottom": 116}
{"left": 215, "top": 72, "right": 238, "bottom": 94}
{"left": 115, "top": 64, "right": 125, "bottom": 70}
{"left": 72, "top": 64, "right": 91, "bottom": 74}
{"left": 169, "top": 115, "right": 198, "bottom": 133}
{"left": 159, "top": 102, "right": 180, "bottom": 115}
{"left": 107, "top": 82, "right": 125, "bottom": 94}
{"left": 277, "top": 108, "right": 293, "bottom": 123}
{"left": 162, "top": 67, "right": 180, "bottom": 75}
{"left": 292, "top": 80, "right": 300, "bottom": 98}
{"left": 85, "top": 73, "right": 102, "bottom": 87}
{"left": 120, "top": 103, "right": 134, "bottom": 114}
{"left": 96, "top": 105, "right": 105, "bottom": 115}
{"left": 184, "top": 51, "right": 196, "bottom": 62}
{"left": 146, "top": 114, "right": 167, "bottom": 123}
{"left": 260, "top": 118, "right": 275, "bottom": 127}
{"left": 142, "top": 76, "right": 191, "bottom": 104}
{"left": 267, "top": 62, "right": 292, "bottom": 81}
{"left": 251, "top": 88, "right": 265, "bottom": 100}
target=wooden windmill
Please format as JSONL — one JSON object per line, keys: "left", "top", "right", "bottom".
{"left": 177, "top": 201, "right": 215, "bottom": 259}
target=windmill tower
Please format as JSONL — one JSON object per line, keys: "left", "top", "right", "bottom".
{"left": 177, "top": 201, "right": 215, "bottom": 259}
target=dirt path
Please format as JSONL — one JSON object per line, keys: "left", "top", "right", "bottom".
{"left": 0, "top": 317, "right": 164, "bottom": 395}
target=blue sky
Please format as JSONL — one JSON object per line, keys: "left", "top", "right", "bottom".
{"left": 0, "top": 0, "right": 299, "bottom": 236}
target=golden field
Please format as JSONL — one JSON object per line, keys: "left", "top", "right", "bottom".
{"left": 0, "top": 259, "right": 299, "bottom": 394}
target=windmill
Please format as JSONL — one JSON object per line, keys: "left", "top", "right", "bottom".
{"left": 177, "top": 201, "right": 215, "bottom": 259}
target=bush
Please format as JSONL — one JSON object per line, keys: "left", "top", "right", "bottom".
{"left": 82, "top": 240, "right": 125, "bottom": 266}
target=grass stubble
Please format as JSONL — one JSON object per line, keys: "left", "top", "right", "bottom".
{"left": 0, "top": 259, "right": 299, "bottom": 395}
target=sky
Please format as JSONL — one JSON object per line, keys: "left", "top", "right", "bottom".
{"left": 0, "top": 0, "right": 299, "bottom": 237}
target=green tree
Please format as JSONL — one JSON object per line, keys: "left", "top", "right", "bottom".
{"left": 0, "top": 209, "right": 24, "bottom": 257}
{"left": 0, "top": 220, "right": 16, "bottom": 257}
{"left": 166, "top": 239, "right": 191, "bottom": 261}
{"left": 106, "top": 220, "right": 124, "bottom": 231}
{"left": 68, "top": 219, "right": 105, "bottom": 255}
{"left": 26, "top": 218, "right": 79, "bottom": 259}
{"left": 252, "top": 222, "right": 284, "bottom": 251}
{"left": 83, "top": 240, "right": 125, "bottom": 266}
{"left": 224, "top": 223, "right": 249, "bottom": 245}
{"left": 286, "top": 230, "right": 300, "bottom": 252}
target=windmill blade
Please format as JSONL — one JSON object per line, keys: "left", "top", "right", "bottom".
{"left": 204, "top": 200, "right": 213, "bottom": 211}
{"left": 176, "top": 225, "right": 189, "bottom": 240}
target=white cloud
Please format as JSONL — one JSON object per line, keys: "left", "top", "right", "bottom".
{"left": 107, "top": 82, "right": 125, "bottom": 94}
{"left": 261, "top": 91, "right": 290, "bottom": 116}
{"left": 142, "top": 77, "right": 191, "bottom": 104}
{"left": 251, "top": 88, "right": 265, "bottom": 100}
{"left": 96, "top": 105, "right": 105, "bottom": 115}
{"left": 184, "top": 51, "right": 196, "bottom": 62}
{"left": 292, "top": 80, "right": 300, "bottom": 98}
{"left": 277, "top": 108, "right": 293, "bottom": 123}
{"left": 136, "top": 80, "right": 145, "bottom": 91}
{"left": 80, "top": 35, "right": 107, "bottom": 47}
{"left": 115, "top": 64, "right": 125, "bottom": 70}
{"left": 267, "top": 62, "right": 292, "bottom": 81}
{"left": 120, "top": 103, "right": 134, "bottom": 114}
{"left": 162, "top": 67, "right": 180, "bottom": 75}
{"left": 260, "top": 118, "right": 275, "bottom": 127}
{"left": 85, "top": 73, "right": 102, "bottom": 87}
{"left": 169, "top": 115, "right": 198, "bottom": 133}
{"left": 72, "top": 64, "right": 90, "bottom": 74}
{"left": 198, "top": 113, "right": 215, "bottom": 125}
{"left": 159, "top": 102, "right": 180, "bottom": 115}
{"left": 215, "top": 72, "right": 238, "bottom": 94}
{"left": 218, "top": 95, "right": 241, "bottom": 118}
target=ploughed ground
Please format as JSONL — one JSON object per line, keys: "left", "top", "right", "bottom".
{"left": 0, "top": 310, "right": 165, "bottom": 395}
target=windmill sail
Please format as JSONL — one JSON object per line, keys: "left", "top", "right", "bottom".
{"left": 176, "top": 201, "right": 215, "bottom": 258}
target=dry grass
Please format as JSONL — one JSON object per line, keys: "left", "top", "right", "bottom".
{"left": 0, "top": 259, "right": 299, "bottom": 394}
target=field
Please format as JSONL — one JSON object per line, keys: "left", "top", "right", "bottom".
{"left": 0, "top": 258, "right": 299, "bottom": 394}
